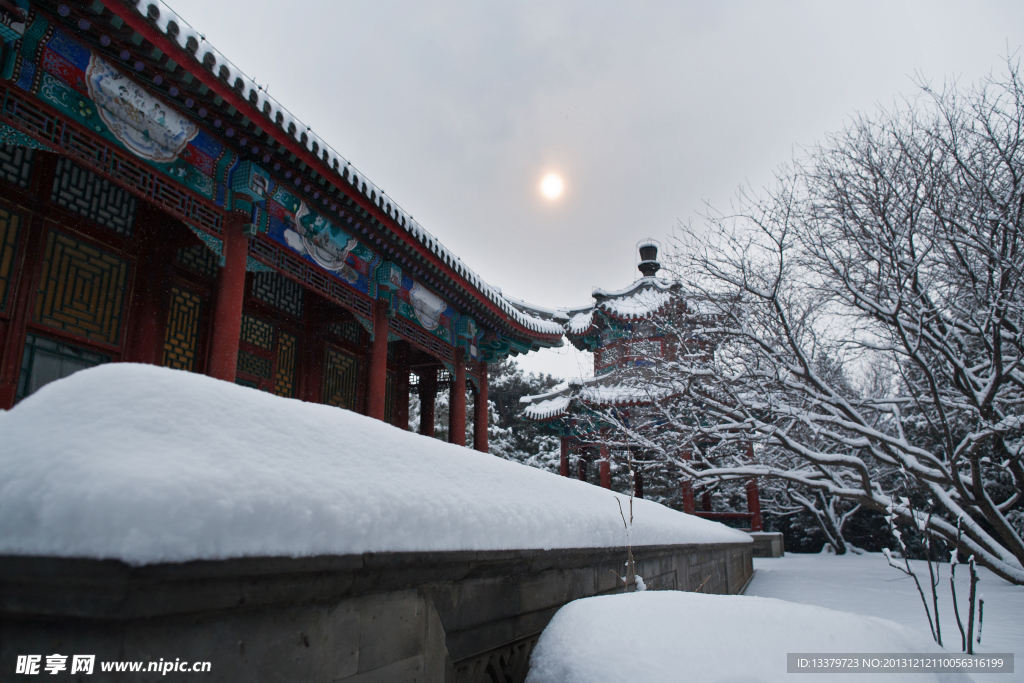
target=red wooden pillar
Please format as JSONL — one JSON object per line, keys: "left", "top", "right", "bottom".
{"left": 559, "top": 437, "right": 570, "bottom": 477}
{"left": 366, "top": 299, "right": 389, "bottom": 421}
{"left": 389, "top": 339, "right": 409, "bottom": 428}
{"left": 634, "top": 469, "right": 644, "bottom": 499}
{"left": 577, "top": 455, "right": 588, "bottom": 481}
{"left": 419, "top": 368, "right": 437, "bottom": 437}
{"left": 449, "top": 349, "right": 466, "bottom": 445}
{"left": 679, "top": 448, "right": 695, "bottom": 514}
{"left": 701, "top": 490, "right": 712, "bottom": 511}
{"left": 681, "top": 480, "right": 696, "bottom": 514}
{"left": 747, "top": 479, "right": 763, "bottom": 531}
{"left": 472, "top": 361, "right": 488, "bottom": 452}
{"left": 599, "top": 444, "right": 611, "bottom": 489}
{"left": 395, "top": 368, "right": 410, "bottom": 430}
{"left": 207, "top": 213, "right": 250, "bottom": 382}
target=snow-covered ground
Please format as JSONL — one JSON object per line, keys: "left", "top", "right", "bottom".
{"left": 748, "top": 552, "right": 1023, "bottom": 683}
{"left": 526, "top": 590, "right": 967, "bottom": 683}
{"left": 526, "top": 551, "right": 1021, "bottom": 682}
{"left": 0, "top": 364, "right": 748, "bottom": 565}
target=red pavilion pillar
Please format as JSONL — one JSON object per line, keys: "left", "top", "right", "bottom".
{"left": 559, "top": 437, "right": 570, "bottom": 477}
{"left": 681, "top": 480, "right": 696, "bottom": 514}
{"left": 680, "top": 449, "right": 695, "bottom": 514}
{"left": 747, "top": 479, "right": 763, "bottom": 532}
{"left": 599, "top": 444, "right": 611, "bottom": 489}
{"left": 395, "top": 369, "right": 410, "bottom": 430}
{"left": 419, "top": 368, "right": 437, "bottom": 437}
{"left": 207, "top": 213, "right": 250, "bottom": 382}
{"left": 744, "top": 440, "right": 763, "bottom": 530}
{"left": 473, "top": 360, "right": 488, "bottom": 452}
{"left": 449, "top": 349, "right": 466, "bottom": 445}
{"left": 366, "top": 299, "right": 389, "bottom": 421}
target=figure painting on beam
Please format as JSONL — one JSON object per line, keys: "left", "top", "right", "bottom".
{"left": 30, "top": 28, "right": 222, "bottom": 201}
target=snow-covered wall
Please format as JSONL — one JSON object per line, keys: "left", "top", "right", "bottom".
{"left": 0, "top": 365, "right": 748, "bottom": 566}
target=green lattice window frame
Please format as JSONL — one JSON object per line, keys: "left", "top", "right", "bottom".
{"left": 17, "top": 333, "right": 109, "bottom": 402}
{"left": 162, "top": 286, "right": 202, "bottom": 372}
{"left": 33, "top": 230, "right": 129, "bottom": 347}
{"left": 236, "top": 312, "right": 299, "bottom": 396}
{"left": 327, "top": 320, "right": 363, "bottom": 346}
{"left": 274, "top": 331, "right": 297, "bottom": 398}
{"left": 322, "top": 345, "right": 360, "bottom": 411}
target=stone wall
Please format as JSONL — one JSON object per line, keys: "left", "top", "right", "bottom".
{"left": 0, "top": 542, "right": 752, "bottom": 683}
{"left": 749, "top": 532, "right": 785, "bottom": 558}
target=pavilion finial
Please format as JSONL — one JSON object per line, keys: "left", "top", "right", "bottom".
{"left": 637, "top": 239, "right": 661, "bottom": 277}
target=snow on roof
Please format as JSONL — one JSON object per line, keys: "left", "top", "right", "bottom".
{"left": 578, "top": 382, "right": 677, "bottom": 406}
{"left": 538, "top": 277, "right": 682, "bottom": 341}
{"left": 501, "top": 295, "right": 572, "bottom": 322}
{"left": 0, "top": 365, "right": 749, "bottom": 565}
{"left": 592, "top": 278, "right": 677, "bottom": 321}
{"left": 520, "top": 374, "right": 681, "bottom": 420}
{"left": 522, "top": 394, "right": 573, "bottom": 421}
{"left": 591, "top": 276, "right": 677, "bottom": 301}
{"left": 132, "top": 1, "right": 561, "bottom": 340}
{"left": 527, "top": 591, "right": 962, "bottom": 683}
{"left": 567, "top": 310, "right": 594, "bottom": 335}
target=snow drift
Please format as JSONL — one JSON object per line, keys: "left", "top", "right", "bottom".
{"left": 526, "top": 591, "right": 972, "bottom": 683}
{"left": 0, "top": 364, "right": 749, "bottom": 565}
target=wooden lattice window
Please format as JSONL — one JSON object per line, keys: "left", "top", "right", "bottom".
{"left": 236, "top": 313, "right": 301, "bottom": 394}
{"left": 162, "top": 286, "right": 202, "bottom": 372}
{"left": 237, "top": 350, "right": 272, "bottom": 380}
{"left": 0, "top": 207, "right": 20, "bottom": 311}
{"left": 240, "top": 314, "right": 275, "bottom": 350}
{"left": 632, "top": 340, "right": 662, "bottom": 359}
{"left": 175, "top": 243, "right": 219, "bottom": 278}
{"left": 327, "top": 320, "right": 363, "bottom": 345}
{"left": 237, "top": 314, "right": 275, "bottom": 388}
{"left": 601, "top": 344, "right": 621, "bottom": 365}
{"left": 252, "top": 271, "right": 304, "bottom": 318}
{"left": 274, "top": 331, "right": 297, "bottom": 398}
{"left": 34, "top": 230, "right": 129, "bottom": 346}
{"left": 51, "top": 158, "right": 138, "bottom": 237}
{"left": 322, "top": 345, "right": 360, "bottom": 410}
{"left": 0, "top": 144, "right": 34, "bottom": 187}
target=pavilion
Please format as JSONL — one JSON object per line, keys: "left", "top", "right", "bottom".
{"left": 0, "top": 0, "right": 563, "bottom": 450}
{"left": 517, "top": 243, "right": 764, "bottom": 531}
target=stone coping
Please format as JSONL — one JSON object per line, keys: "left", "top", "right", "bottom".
{"left": 0, "top": 542, "right": 751, "bottom": 620}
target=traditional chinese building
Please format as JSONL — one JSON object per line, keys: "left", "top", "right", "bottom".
{"left": 0, "top": 0, "right": 564, "bottom": 451}
{"left": 517, "top": 243, "right": 763, "bottom": 530}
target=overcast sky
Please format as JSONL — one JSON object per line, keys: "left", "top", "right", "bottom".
{"left": 167, "top": 0, "right": 1024, "bottom": 380}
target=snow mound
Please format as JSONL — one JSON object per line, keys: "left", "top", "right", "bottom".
{"left": 527, "top": 591, "right": 971, "bottom": 683}
{"left": 0, "top": 365, "right": 749, "bottom": 565}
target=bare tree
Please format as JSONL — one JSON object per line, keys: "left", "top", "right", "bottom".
{"left": 660, "top": 61, "right": 1024, "bottom": 584}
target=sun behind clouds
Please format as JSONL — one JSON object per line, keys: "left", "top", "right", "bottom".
{"left": 540, "top": 173, "right": 565, "bottom": 200}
